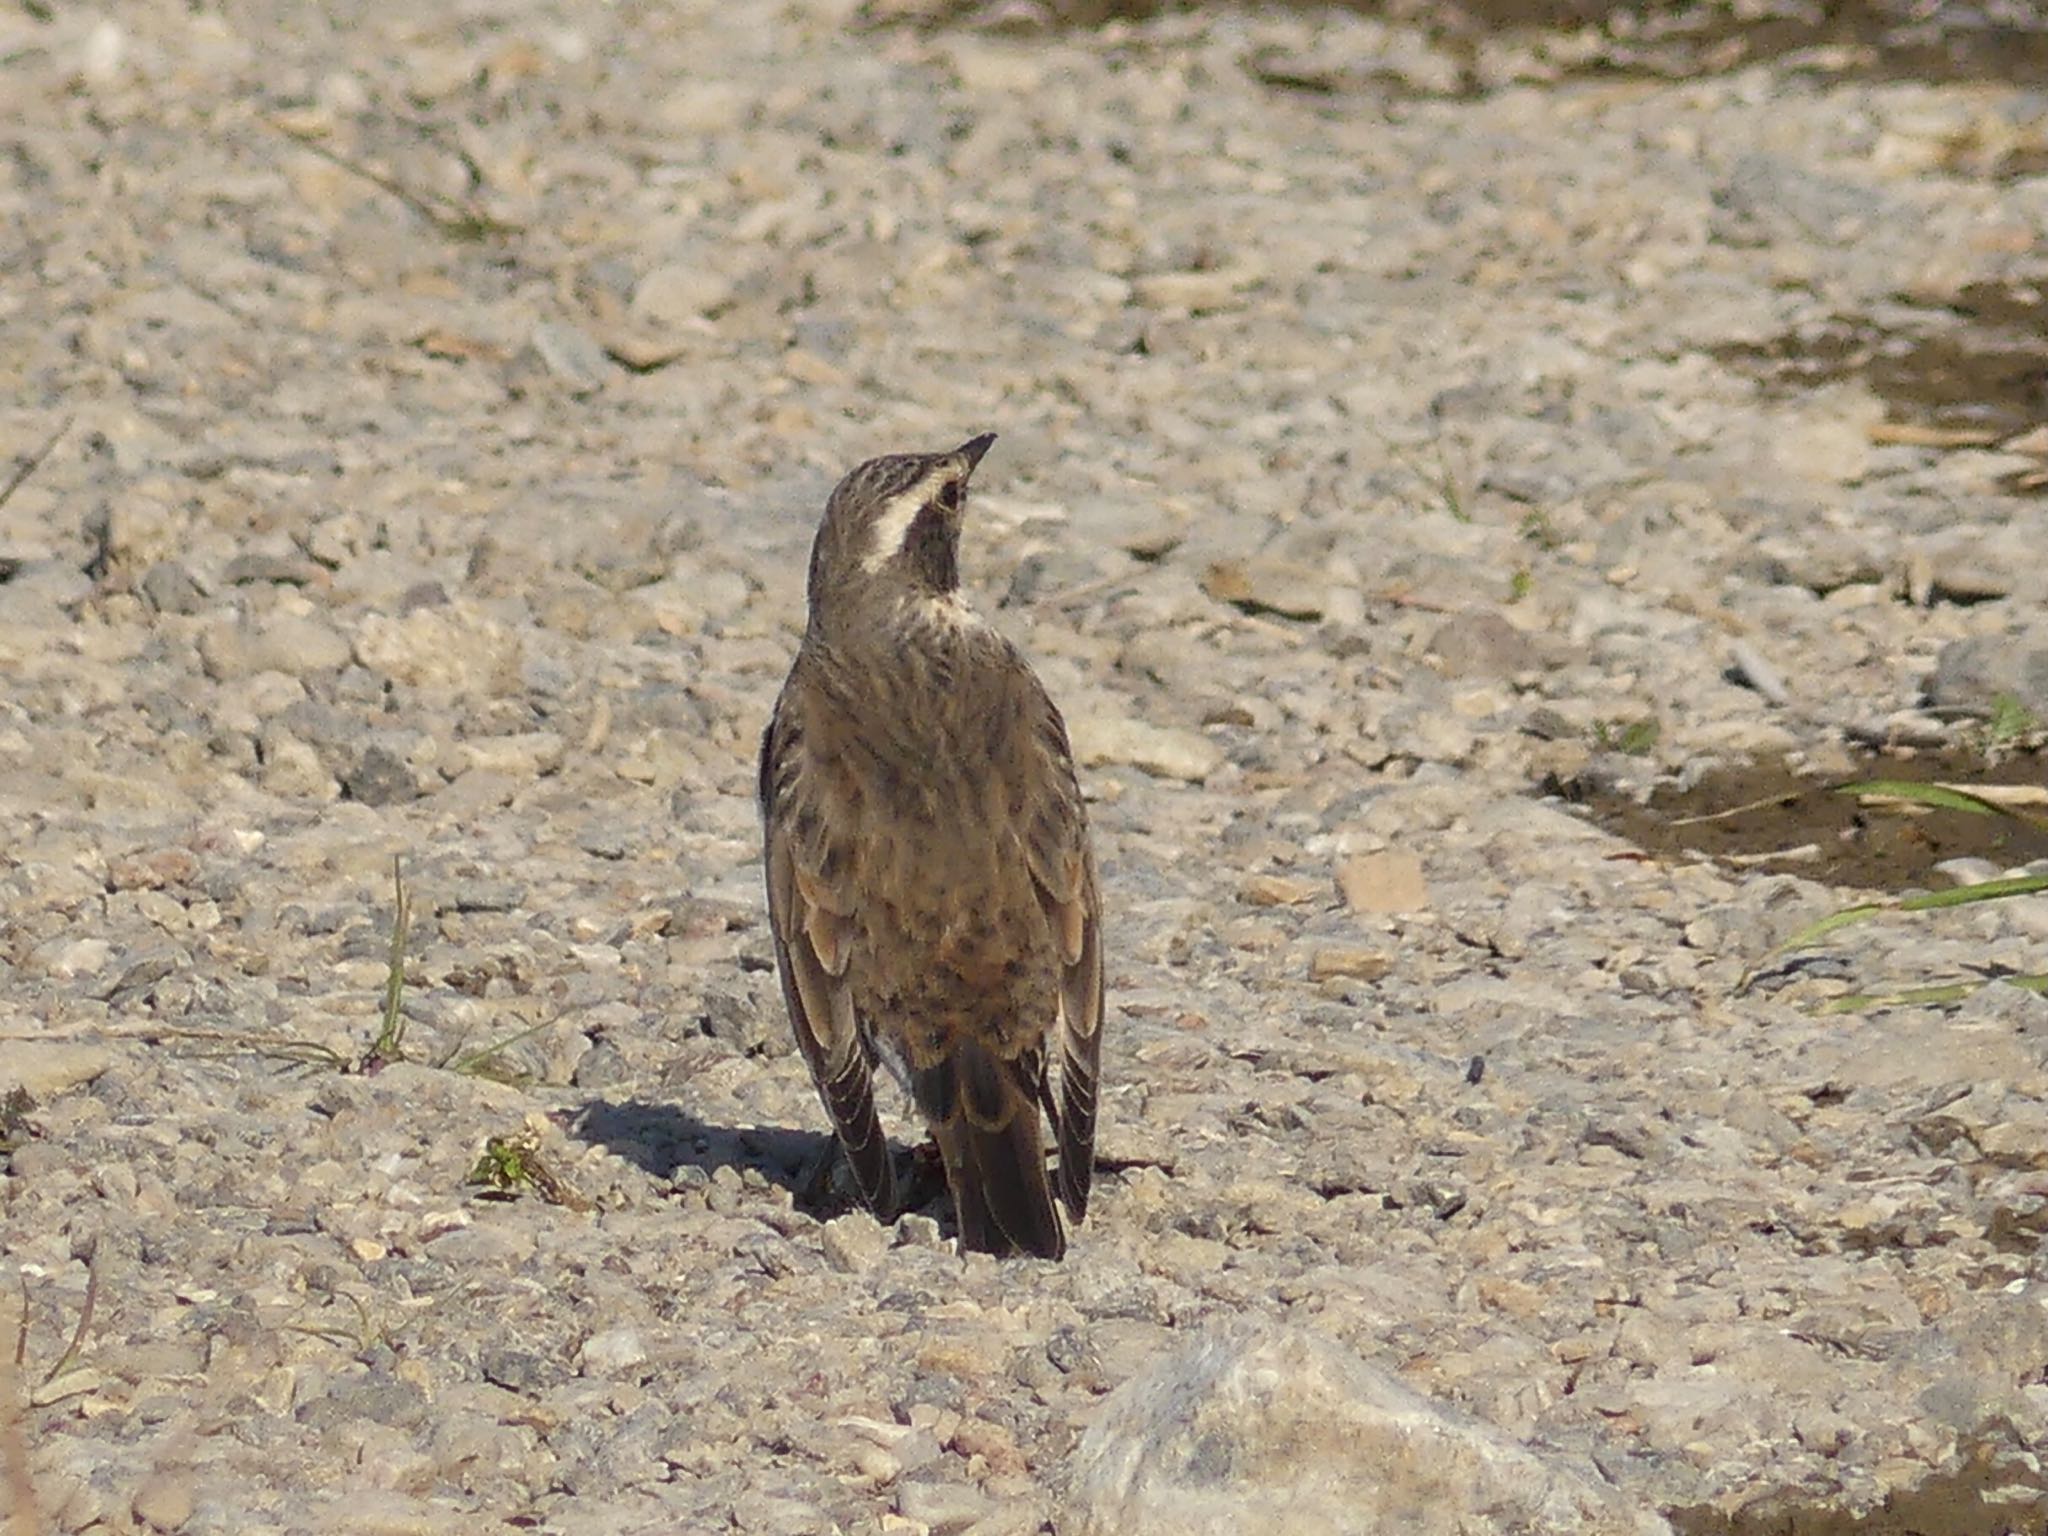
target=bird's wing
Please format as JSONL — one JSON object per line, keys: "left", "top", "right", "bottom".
{"left": 1020, "top": 688, "right": 1103, "bottom": 1223}
{"left": 759, "top": 683, "right": 895, "bottom": 1216}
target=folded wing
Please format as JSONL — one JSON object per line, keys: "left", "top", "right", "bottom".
{"left": 760, "top": 695, "right": 895, "bottom": 1216}
{"left": 1020, "top": 688, "right": 1103, "bottom": 1223}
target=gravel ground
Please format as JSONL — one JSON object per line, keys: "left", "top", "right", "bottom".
{"left": 5, "top": 3, "right": 2048, "bottom": 1532}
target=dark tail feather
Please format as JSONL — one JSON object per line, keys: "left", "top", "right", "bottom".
{"left": 1055, "top": 1040, "right": 1097, "bottom": 1221}
{"left": 918, "top": 1041, "right": 1064, "bottom": 1259}
{"left": 821, "top": 1044, "right": 895, "bottom": 1218}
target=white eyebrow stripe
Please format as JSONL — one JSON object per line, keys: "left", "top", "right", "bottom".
{"left": 858, "top": 470, "right": 952, "bottom": 574}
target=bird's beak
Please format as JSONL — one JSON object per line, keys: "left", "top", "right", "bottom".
{"left": 955, "top": 432, "right": 997, "bottom": 475}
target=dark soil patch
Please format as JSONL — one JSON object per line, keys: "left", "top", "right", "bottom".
{"left": 1561, "top": 749, "right": 2048, "bottom": 891}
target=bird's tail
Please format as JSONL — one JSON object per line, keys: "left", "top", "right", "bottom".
{"left": 915, "top": 1038, "right": 1064, "bottom": 1259}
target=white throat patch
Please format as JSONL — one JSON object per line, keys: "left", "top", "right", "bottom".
{"left": 909, "top": 590, "right": 986, "bottom": 632}
{"left": 858, "top": 471, "right": 951, "bottom": 575}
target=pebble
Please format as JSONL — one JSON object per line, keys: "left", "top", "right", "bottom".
{"left": 1238, "top": 874, "right": 1321, "bottom": 907}
{"left": 455, "top": 731, "right": 567, "bottom": 779}
{"left": 1306, "top": 946, "right": 1392, "bottom": 982}
{"left": 0, "top": 1042, "right": 117, "bottom": 1098}
{"left": 896, "top": 1479, "right": 995, "bottom": 1534}
{"left": 1335, "top": 852, "right": 1430, "bottom": 916}
{"left": 1068, "top": 716, "right": 1224, "bottom": 783}
{"left": 1066, "top": 1321, "right": 1665, "bottom": 1536}
{"left": 196, "top": 611, "right": 353, "bottom": 680}
{"left": 578, "top": 1327, "right": 649, "bottom": 1376}
{"left": 820, "top": 1213, "right": 889, "bottom": 1273}
{"left": 1928, "top": 627, "right": 2048, "bottom": 718}
{"left": 129, "top": 1472, "right": 196, "bottom": 1533}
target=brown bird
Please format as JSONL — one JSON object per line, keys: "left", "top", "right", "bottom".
{"left": 759, "top": 433, "right": 1103, "bottom": 1258}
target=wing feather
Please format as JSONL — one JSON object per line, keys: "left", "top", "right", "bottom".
{"left": 1018, "top": 690, "right": 1103, "bottom": 1223}
{"left": 760, "top": 692, "right": 895, "bottom": 1216}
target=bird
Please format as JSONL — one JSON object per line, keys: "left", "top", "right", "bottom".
{"left": 758, "top": 432, "right": 1103, "bottom": 1259}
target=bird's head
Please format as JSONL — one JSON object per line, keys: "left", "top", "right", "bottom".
{"left": 805, "top": 433, "right": 996, "bottom": 629}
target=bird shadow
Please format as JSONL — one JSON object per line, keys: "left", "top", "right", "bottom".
{"left": 571, "top": 1098, "right": 835, "bottom": 1206}
{"left": 569, "top": 1098, "right": 948, "bottom": 1225}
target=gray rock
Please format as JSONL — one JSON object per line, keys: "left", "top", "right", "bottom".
{"left": 1065, "top": 1322, "right": 1669, "bottom": 1536}
{"left": 222, "top": 550, "right": 323, "bottom": 586}
{"left": 577, "top": 1326, "right": 650, "bottom": 1376}
{"left": 572, "top": 1040, "right": 632, "bottom": 1089}
{"left": 139, "top": 561, "right": 206, "bottom": 614}
{"left": 1927, "top": 628, "right": 2048, "bottom": 718}
{"left": 197, "top": 610, "right": 353, "bottom": 680}
{"left": 342, "top": 740, "right": 427, "bottom": 805}
{"left": 1069, "top": 715, "right": 1224, "bottom": 783}
{"left": 1426, "top": 610, "right": 1540, "bottom": 678}
{"left": 820, "top": 1213, "right": 888, "bottom": 1274}
{"left": 0, "top": 558, "right": 90, "bottom": 623}
{"left": 0, "top": 1042, "right": 115, "bottom": 1098}
{"left": 526, "top": 321, "right": 613, "bottom": 396}
{"left": 895, "top": 1478, "right": 993, "bottom": 1534}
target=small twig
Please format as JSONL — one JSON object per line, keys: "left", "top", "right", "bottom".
{"left": 1717, "top": 843, "right": 1821, "bottom": 867}
{"left": 263, "top": 116, "right": 513, "bottom": 241}
{"left": 0, "top": 416, "right": 71, "bottom": 515}
{"left": 281, "top": 1293, "right": 377, "bottom": 1352}
{"left": 1666, "top": 788, "right": 1805, "bottom": 828}
{"left": 39, "top": 1241, "right": 99, "bottom": 1388}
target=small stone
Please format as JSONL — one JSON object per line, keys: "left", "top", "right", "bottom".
{"left": 257, "top": 725, "right": 340, "bottom": 800}
{"left": 1239, "top": 874, "right": 1320, "bottom": 907}
{"left": 197, "top": 611, "right": 353, "bottom": 680}
{"left": 1069, "top": 717, "right": 1223, "bottom": 784}
{"left": 1426, "top": 611, "right": 1539, "bottom": 678}
{"left": 950, "top": 1416, "right": 1028, "bottom": 1477}
{"left": 397, "top": 580, "right": 449, "bottom": 613}
{"left": 354, "top": 607, "right": 519, "bottom": 693}
{"left": 896, "top": 1478, "right": 992, "bottom": 1534}
{"left": 572, "top": 1040, "right": 631, "bottom": 1088}
{"left": 1130, "top": 267, "right": 1262, "bottom": 313}
{"left": 479, "top": 1346, "right": 558, "bottom": 1396}
{"left": 632, "top": 263, "right": 735, "bottom": 330}
{"left": 528, "top": 320, "right": 612, "bottom": 394}
{"left": 106, "top": 848, "right": 199, "bottom": 891}
{"left": 700, "top": 984, "right": 777, "bottom": 1055}
{"left": 1794, "top": 1408, "right": 1853, "bottom": 1457}
{"left": 577, "top": 1326, "right": 649, "bottom": 1376}
{"left": 342, "top": 741, "right": 427, "bottom": 806}
{"left": 1928, "top": 628, "right": 2048, "bottom": 719}
{"left": 821, "top": 1212, "right": 888, "bottom": 1273}
{"left": 894, "top": 1214, "right": 945, "bottom": 1248}
{"left": 443, "top": 880, "right": 526, "bottom": 914}
{"left": 0, "top": 1042, "right": 116, "bottom": 1098}
{"left": 139, "top": 561, "right": 205, "bottom": 614}
{"left": 1202, "top": 559, "right": 1326, "bottom": 621}
{"left": 223, "top": 551, "right": 323, "bottom": 586}
{"left": 130, "top": 1472, "right": 195, "bottom": 1532}
{"left": 1336, "top": 853, "right": 1430, "bottom": 916}
{"left": 1065, "top": 1321, "right": 1662, "bottom": 1536}
{"left": 455, "top": 731, "right": 566, "bottom": 779}
{"left": 41, "top": 938, "right": 113, "bottom": 978}
{"left": 80, "top": 18, "right": 127, "bottom": 83}
{"left": 1308, "top": 947, "right": 1391, "bottom": 983}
